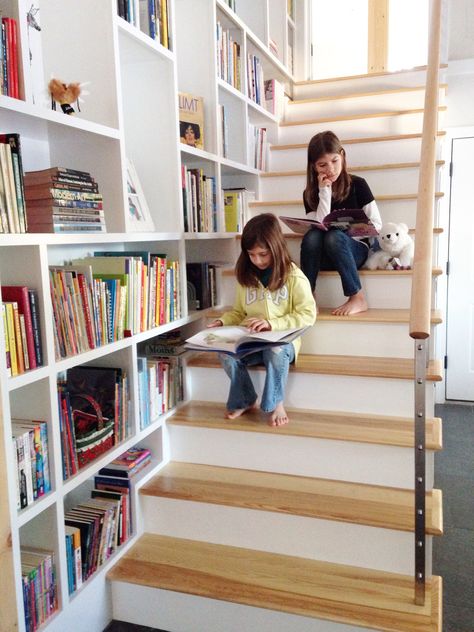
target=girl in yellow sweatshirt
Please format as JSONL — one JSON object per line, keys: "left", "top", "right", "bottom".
{"left": 208, "top": 213, "right": 316, "bottom": 426}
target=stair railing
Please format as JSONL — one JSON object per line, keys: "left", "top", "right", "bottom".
{"left": 409, "top": 0, "right": 442, "bottom": 606}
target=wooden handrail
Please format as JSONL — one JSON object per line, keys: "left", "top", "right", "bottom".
{"left": 409, "top": 0, "right": 442, "bottom": 339}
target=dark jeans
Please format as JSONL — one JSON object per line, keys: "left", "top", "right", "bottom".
{"left": 300, "top": 229, "right": 369, "bottom": 296}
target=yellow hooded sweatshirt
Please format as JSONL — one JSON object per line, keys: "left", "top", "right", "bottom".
{"left": 219, "top": 263, "right": 316, "bottom": 360}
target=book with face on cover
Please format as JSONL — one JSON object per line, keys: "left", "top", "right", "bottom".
{"left": 280, "top": 209, "right": 379, "bottom": 238}
{"left": 185, "top": 325, "right": 308, "bottom": 358}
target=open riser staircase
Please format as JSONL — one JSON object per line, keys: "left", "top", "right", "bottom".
{"left": 108, "top": 67, "right": 445, "bottom": 632}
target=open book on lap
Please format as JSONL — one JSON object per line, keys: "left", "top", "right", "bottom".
{"left": 280, "top": 209, "right": 379, "bottom": 238}
{"left": 185, "top": 325, "right": 308, "bottom": 358}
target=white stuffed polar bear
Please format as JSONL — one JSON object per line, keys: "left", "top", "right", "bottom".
{"left": 364, "top": 222, "right": 414, "bottom": 270}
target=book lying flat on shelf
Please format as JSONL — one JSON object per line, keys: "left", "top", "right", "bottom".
{"left": 280, "top": 209, "right": 379, "bottom": 238}
{"left": 185, "top": 325, "right": 308, "bottom": 358}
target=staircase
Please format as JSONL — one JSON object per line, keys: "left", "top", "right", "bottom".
{"left": 107, "top": 66, "right": 445, "bottom": 632}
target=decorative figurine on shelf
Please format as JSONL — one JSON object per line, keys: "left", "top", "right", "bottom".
{"left": 48, "top": 78, "right": 82, "bottom": 115}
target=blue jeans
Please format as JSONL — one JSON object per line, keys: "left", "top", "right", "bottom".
{"left": 300, "top": 229, "right": 369, "bottom": 296}
{"left": 219, "top": 344, "right": 295, "bottom": 413}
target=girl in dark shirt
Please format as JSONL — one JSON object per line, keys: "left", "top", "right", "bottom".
{"left": 300, "top": 130, "right": 382, "bottom": 315}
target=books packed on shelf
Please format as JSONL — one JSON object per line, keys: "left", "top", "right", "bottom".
{"left": 116, "top": 0, "right": 137, "bottom": 26}
{"left": 57, "top": 366, "right": 130, "bottom": 479}
{"left": 49, "top": 250, "right": 181, "bottom": 359}
{"left": 1, "top": 16, "right": 20, "bottom": 98}
{"left": 222, "top": 0, "right": 236, "bottom": 10}
{"left": 21, "top": 547, "right": 58, "bottom": 632}
{"left": 11, "top": 419, "right": 51, "bottom": 510}
{"left": 0, "top": 133, "right": 27, "bottom": 233}
{"left": 137, "top": 352, "right": 183, "bottom": 428}
{"left": 24, "top": 167, "right": 106, "bottom": 234}
{"left": 223, "top": 187, "right": 255, "bottom": 232}
{"left": 178, "top": 92, "right": 205, "bottom": 150}
{"left": 1, "top": 286, "right": 43, "bottom": 376}
{"left": 216, "top": 21, "right": 241, "bottom": 91}
{"left": 65, "top": 457, "right": 136, "bottom": 592}
{"left": 264, "top": 78, "right": 285, "bottom": 118}
{"left": 181, "top": 165, "right": 217, "bottom": 233}
{"left": 137, "top": 0, "right": 170, "bottom": 48}
{"left": 248, "top": 124, "right": 268, "bottom": 171}
{"left": 247, "top": 53, "right": 265, "bottom": 106}
{"left": 186, "top": 262, "right": 219, "bottom": 311}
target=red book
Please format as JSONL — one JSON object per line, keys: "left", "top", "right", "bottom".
{"left": 4, "top": 18, "right": 19, "bottom": 99}
{"left": 1, "top": 286, "right": 37, "bottom": 369}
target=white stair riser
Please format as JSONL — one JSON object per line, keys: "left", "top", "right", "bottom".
{"left": 300, "top": 321, "right": 435, "bottom": 357}
{"left": 112, "top": 583, "right": 371, "bottom": 632}
{"left": 269, "top": 137, "right": 444, "bottom": 171}
{"left": 284, "top": 88, "right": 446, "bottom": 122}
{"left": 142, "top": 497, "right": 427, "bottom": 575}
{"left": 168, "top": 424, "right": 435, "bottom": 488}
{"left": 278, "top": 111, "right": 445, "bottom": 145}
{"left": 218, "top": 270, "right": 433, "bottom": 309}
{"left": 187, "top": 366, "right": 437, "bottom": 417}
{"left": 259, "top": 168, "right": 443, "bottom": 200}
{"left": 292, "top": 70, "right": 445, "bottom": 100}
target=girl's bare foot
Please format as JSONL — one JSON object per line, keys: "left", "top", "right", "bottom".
{"left": 225, "top": 401, "right": 258, "bottom": 419}
{"left": 268, "top": 402, "right": 289, "bottom": 427}
{"left": 332, "top": 290, "right": 368, "bottom": 316}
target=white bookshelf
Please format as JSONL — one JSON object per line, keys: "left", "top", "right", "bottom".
{"left": 0, "top": 0, "right": 297, "bottom": 630}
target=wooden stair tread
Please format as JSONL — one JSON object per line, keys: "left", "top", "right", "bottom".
{"left": 140, "top": 462, "right": 443, "bottom": 534}
{"left": 222, "top": 267, "right": 443, "bottom": 277}
{"left": 289, "top": 86, "right": 447, "bottom": 106}
{"left": 249, "top": 192, "right": 444, "bottom": 206}
{"left": 271, "top": 131, "right": 447, "bottom": 151}
{"left": 187, "top": 353, "right": 443, "bottom": 381}
{"left": 261, "top": 161, "right": 445, "bottom": 177}
{"left": 108, "top": 533, "right": 442, "bottom": 632}
{"left": 168, "top": 401, "right": 442, "bottom": 450}
{"left": 293, "top": 63, "right": 448, "bottom": 86}
{"left": 207, "top": 307, "right": 442, "bottom": 324}
{"left": 281, "top": 106, "right": 447, "bottom": 127}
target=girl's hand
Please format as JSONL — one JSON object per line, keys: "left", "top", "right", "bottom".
{"left": 207, "top": 319, "right": 223, "bottom": 328}
{"left": 243, "top": 317, "right": 271, "bottom": 332}
{"left": 318, "top": 173, "right": 332, "bottom": 189}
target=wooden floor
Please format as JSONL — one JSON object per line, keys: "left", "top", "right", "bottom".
{"left": 188, "top": 353, "right": 443, "bottom": 381}
{"left": 108, "top": 534, "right": 442, "bottom": 632}
{"left": 140, "top": 462, "right": 443, "bottom": 534}
{"left": 169, "top": 401, "right": 443, "bottom": 449}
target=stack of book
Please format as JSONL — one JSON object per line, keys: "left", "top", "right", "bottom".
{"left": 1, "top": 285, "right": 43, "bottom": 376}
{"left": 181, "top": 165, "right": 217, "bottom": 233}
{"left": 248, "top": 124, "right": 268, "bottom": 170}
{"left": 247, "top": 53, "right": 264, "bottom": 106}
{"left": 99, "top": 446, "right": 152, "bottom": 478}
{"left": 137, "top": 350, "right": 184, "bottom": 428}
{"left": 21, "top": 547, "right": 58, "bottom": 632}
{"left": 0, "top": 133, "right": 27, "bottom": 233}
{"left": 24, "top": 167, "right": 106, "bottom": 233}
{"left": 216, "top": 22, "right": 241, "bottom": 90}
{"left": 11, "top": 419, "right": 51, "bottom": 510}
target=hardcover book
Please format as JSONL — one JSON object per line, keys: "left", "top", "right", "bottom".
{"left": 179, "top": 92, "right": 204, "bottom": 150}
{"left": 280, "top": 209, "right": 379, "bottom": 238}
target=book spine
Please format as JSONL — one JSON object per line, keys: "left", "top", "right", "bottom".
{"left": 28, "top": 289, "right": 43, "bottom": 366}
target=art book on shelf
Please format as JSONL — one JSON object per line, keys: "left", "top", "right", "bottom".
{"left": 280, "top": 209, "right": 379, "bottom": 238}
{"left": 185, "top": 325, "right": 309, "bottom": 358}
{"left": 178, "top": 92, "right": 204, "bottom": 150}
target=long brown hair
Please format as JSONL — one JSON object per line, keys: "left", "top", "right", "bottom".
{"left": 304, "top": 130, "right": 352, "bottom": 209}
{"left": 235, "top": 213, "right": 292, "bottom": 291}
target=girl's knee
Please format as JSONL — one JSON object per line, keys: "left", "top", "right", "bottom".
{"left": 301, "top": 229, "right": 323, "bottom": 253}
{"left": 324, "top": 229, "right": 350, "bottom": 254}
